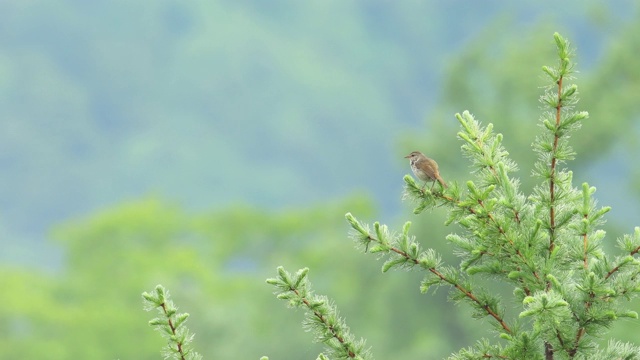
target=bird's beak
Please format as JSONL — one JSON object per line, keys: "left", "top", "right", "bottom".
{"left": 404, "top": 154, "right": 411, "bottom": 158}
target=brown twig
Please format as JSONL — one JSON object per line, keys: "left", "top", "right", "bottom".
{"left": 384, "top": 242, "right": 513, "bottom": 334}
{"left": 545, "top": 341, "right": 554, "bottom": 360}
{"left": 569, "top": 292, "right": 593, "bottom": 357}
{"left": 548, "top": 76, "right": 564, "bottom": 257}
{"left": 417, "top": 189, "right": 538, "bottom": 293}
{"left": 291, "top": 288, "right": 356, "bottom": 358}
{"left": 365, "top": 226, "right": 513, "bottom": 334}
{"left": 477, "top": 199, "right": 541, "bottom": 284}
{"left": 604, "top": 244, "right": 640, "bottom": 280}
{"left": 160, "top": 302, "right": 186, "bottom": 360}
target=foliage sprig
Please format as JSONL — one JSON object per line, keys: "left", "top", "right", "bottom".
{"left": 266, "top": 266, "right": 372, "bottom": 360}
{"left": 345, "top": 212, "right": 512, "bottom": 335}
{"left": 142, "top": 285, "right": 202, "bottom": 360}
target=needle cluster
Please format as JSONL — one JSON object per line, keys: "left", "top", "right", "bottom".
{"left": 142, "top": 285, "right": 202, "bottom": 360}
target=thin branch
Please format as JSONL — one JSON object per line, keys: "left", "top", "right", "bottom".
{"left": 545, "top": 341, "right": 554, "bottom": 360}
{"left": 548, "top": 75, "right": 564, "bottom": 256}
{"left": 160, "top": 302, "right": 187, "bottom": 360}
{"left": 582, "top": 213, "right": 589, "bottom": 269}
{"left": 569, "top": 293, "right": 593, "bottom": 357}
{"left": 413, "top": 188, "right": 539, "bottom": 287}
{"left": 605, "top": 246, "right": 640, "bottom": 280}
{"left": 291, "top": 288, "right": 356, "bottom": 358}
{"left": 368, "top": 234, "right": 513, "bottom": 334}
{"left": 478, "top": 199, "right": 541, "bottom": 283}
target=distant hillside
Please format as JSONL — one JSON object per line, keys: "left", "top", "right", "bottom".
{"left": 0, "top": 1, "right": 637, "bottom": 267}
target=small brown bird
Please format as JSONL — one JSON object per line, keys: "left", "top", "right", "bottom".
{"left": 404, "top": 151, "right": 448, "bottom": 189}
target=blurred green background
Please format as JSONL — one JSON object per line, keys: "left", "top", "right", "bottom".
{"left": 2, "top": 1, "right": 640, "bottom": 359}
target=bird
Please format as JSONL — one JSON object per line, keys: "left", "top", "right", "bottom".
{"left": 404, "top": 151, "right": 448, "bottom": 190}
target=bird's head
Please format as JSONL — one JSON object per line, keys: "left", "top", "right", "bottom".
{"left": 404, "top": 151, "right": 423, "bottom": 160}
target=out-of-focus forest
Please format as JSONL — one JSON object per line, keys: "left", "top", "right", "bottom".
{"left": 2, "top": 1, "right": 640, "bottom": 359}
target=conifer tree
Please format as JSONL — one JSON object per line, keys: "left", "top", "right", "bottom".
{"left": 267, "top": 33, "right": 640, "bottom": 359}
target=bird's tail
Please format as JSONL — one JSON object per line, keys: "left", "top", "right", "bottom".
{"left": 437, "top": 175, "right": 448, "bottom": 189}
